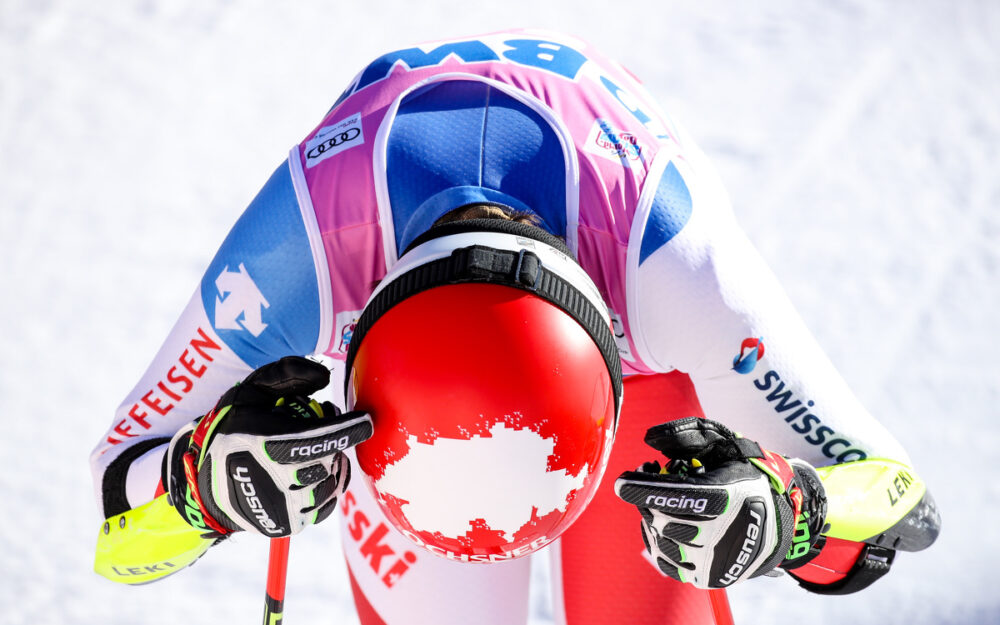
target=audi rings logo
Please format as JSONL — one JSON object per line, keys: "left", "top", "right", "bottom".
{"left": 304, "top": 113, "right": 365, "bottom": 168}
{"left": 307, "top": 127, "right": 361, "bottom": 159}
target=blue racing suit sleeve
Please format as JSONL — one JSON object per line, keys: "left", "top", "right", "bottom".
{"left": 91, "top": 158, "right": 325, "bottom": 518}
{"left": 199, "top": 159, "right": 322, "bottom": 367}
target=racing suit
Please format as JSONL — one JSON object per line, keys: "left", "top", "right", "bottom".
{"left": 91, "top": 29, "right": 936, "bottom": 625}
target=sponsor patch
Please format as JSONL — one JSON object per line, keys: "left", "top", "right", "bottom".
{"left": 732, "top": 337, "right": 765, "bottom": 374}
{"left": 106, "top": 327, "right": 223, "bottom": 445}
{"left": 305, "top": 113, "right": 365, "bottom": 168}
{"left": 608, "top": 309, "right": 634, "bottom": 361}
{"left": 751, "top": 369, "right": 868, "bottom": 462}
{"left": 335, "top": 309, "right": 363, "bottom": 354}
{"left": 585, "top": 119, "right": 643, "bottom": 165}
{"left": 340, "top": 489, "right": 420, "bottom": 588}
{"left": 214, "top": 263, "right": 270, "bottom": 337}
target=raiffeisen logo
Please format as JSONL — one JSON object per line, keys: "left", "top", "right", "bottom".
{"left": 732, "top": 338, "right": 765, "bottom": 374}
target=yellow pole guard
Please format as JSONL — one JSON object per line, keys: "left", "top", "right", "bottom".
{"left": 94, "top": 494, "right": 213, "bottom": 585}
{"left": 817, "top": 458, "right": 926, "bottom": 544}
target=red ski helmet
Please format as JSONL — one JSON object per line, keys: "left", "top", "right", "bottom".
{"left": 345, "top": 218, "right": 622, "bottom": 562}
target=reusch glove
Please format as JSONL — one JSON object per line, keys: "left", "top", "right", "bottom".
{"left": 614, "top": 417, "right": 827, "bottom": 588}
{"left": 163, "top": 356, "right": 373, "bottom": 537}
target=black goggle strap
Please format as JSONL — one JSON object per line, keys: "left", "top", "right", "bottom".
{"left": 344, "top": 244, "right": 623, "bottom": 422}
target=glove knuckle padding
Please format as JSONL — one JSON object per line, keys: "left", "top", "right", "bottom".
{"left": 661, "top": 522, "right": 699, "bottom": 544}
{"left": 643, "top": 417, "right": 735, "bottom": 457}
{"left": 262, "top": 417, "right": 373, "bottom": 464}
{"left": 295, "top": 463, "right": 329, "bottom": 486}
{"left": 243, "top": 356, "right": 332, "bottom": 397}
{"left": 759, "top": 483, "right": 796, "bottom": 575}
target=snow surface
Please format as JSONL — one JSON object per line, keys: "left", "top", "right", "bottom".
{"left": 2, "top": 1, "right": 998, "bottom": 624}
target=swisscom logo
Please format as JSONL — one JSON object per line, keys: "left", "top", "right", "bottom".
{"left": 732, "top": 338, "right": 765, "bottom": 374}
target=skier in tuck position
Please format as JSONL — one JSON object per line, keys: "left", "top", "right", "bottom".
{"left": 91, "top": 29, "right": 940, "bottom": 625}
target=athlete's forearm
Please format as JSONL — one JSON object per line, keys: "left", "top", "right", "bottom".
{"left": 89, "top": 292, "right": 254, "bottom": 519}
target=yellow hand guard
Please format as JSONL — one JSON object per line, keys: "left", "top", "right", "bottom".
{"left": 818, "top": 457, "right": 937, "bottom": 550}
{"left": 94, "top": 494, "right": 214, "bottom": 585}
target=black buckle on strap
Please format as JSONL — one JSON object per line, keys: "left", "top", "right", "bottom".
{"left": 794, "top": 543, "right": 896, "bottom": 595}
{"left": 455, "top": 246, "right": 540, "bottom": 289}
{"left": 513, "top": 249, "right": 542, "bottom": 289}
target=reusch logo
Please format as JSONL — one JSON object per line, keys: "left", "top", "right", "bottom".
{"left": 231, "top": 465, "right": 282, "bottom": 535}
{"left": 732, "top": 337, "right": 765, "bottom": 374}
{"left": 717, "top": 507, "right": 763, "bottom": 586}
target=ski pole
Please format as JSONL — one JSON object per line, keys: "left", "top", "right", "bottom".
{"left": 263, "top": 536, "right": 290, "bottom": 625}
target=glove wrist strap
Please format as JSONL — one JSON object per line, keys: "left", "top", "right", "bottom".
{"left": 175, "top": 405, "right": 236, "bottom": 536}
{"left": 790, "top": 537, "right": 895, "bottom": 595}
{"left": 180, "top": 450, "right": 233, "bottom": 536}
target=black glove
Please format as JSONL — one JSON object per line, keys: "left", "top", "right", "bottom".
{"left": 614, "top": 417, "right": 827, "bottom": 588}
{"left": 163, "top": 356, "right": 373, "bottom": 537}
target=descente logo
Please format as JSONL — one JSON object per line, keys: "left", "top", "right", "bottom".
{"left": 231, "top": 466, "right": 281, "bottom": 535}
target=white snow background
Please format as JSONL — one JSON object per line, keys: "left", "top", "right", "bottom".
{"left": 2, "top": 1, "right": 997, "bottom": 624}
